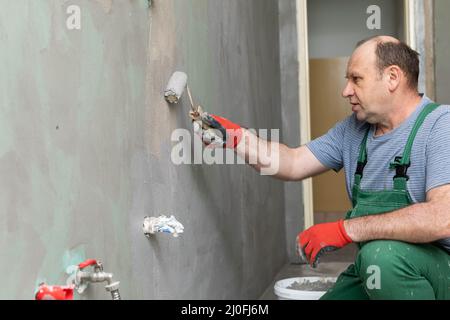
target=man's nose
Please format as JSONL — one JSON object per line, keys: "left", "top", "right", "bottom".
{"left": 342, "top": 81, "right": 354, "bottom": 98}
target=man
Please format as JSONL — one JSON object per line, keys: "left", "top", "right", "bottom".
{"left": 192, "top": 36, "right": 450, "bottom": 300}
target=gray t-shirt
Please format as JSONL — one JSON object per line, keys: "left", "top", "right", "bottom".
{"left": 307, "top": 96, "right": 450, "bottom": 253}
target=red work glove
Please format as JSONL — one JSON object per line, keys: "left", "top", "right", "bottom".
{"left": 191, "top": 107, "right": 243, "bottom": 149}
{"left": 209, "top": 114, "right": 243, "bottom": 149}
{"left": 296, "top": 220, "right": 353, "bottom": 268}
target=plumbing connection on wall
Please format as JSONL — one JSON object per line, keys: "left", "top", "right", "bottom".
{"left": 35, "top": 259, "right": 121, "bottom": 300}
{"left": 143, "top": 215, "right": 184, "bottom": 238}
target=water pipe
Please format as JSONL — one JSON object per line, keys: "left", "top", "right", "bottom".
{"left": 67, "top": 259, "right": 121, "bottom": 300}
{"left": 143, "top": 215, "right": 184, "bottom": 238}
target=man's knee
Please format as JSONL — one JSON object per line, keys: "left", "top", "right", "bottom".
{"left": 355, "top": 240, "right": 439, "bottom": 299}
{"left": 357, "top": 240, "right": 406, "bottom": 265}
{"left": 356, "top": 241, "right": 411, "bottom": 286}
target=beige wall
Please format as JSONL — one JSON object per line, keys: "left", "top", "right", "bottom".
{"left": 310, "top": 58, "right": 352, "bottom": 213}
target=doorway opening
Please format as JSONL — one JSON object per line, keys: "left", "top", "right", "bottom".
{"left": 305, "top": 0, "right": 406, "bottom": 229}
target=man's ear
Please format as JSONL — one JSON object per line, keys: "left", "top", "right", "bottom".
{"left": 385, "top": 65, "right": 402, "bottom": 91}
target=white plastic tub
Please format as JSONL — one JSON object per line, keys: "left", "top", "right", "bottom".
{"left": 274, "top": 277, "right": 337, "bottom": 300}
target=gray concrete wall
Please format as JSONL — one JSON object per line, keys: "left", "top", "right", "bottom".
{"left": 0, "top": 0, "right": 286, "bottom": 299}
{"left": 435, "top": 0, "right": 450, "bottom": 104}
{"left": 308, "top": 0, "right": 404, "bottom": 58}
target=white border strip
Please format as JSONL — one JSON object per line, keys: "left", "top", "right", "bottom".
{"left": 296, "top": 0, "right": 314, "bottom": 229}
{"left": 404, "top": 0, "right": 416, "bottom": 49}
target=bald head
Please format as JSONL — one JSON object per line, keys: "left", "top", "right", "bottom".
{"left": 357, "top": 35, "right": 400, "bottom": 48}
{"left": 353, "top": 35, "right": 420, "bottom": 90}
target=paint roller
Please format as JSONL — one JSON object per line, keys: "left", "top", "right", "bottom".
{"left": 165, "top": 71, "right": 216, "bottom": 141}
{"left": 164, "top": 71, "right": 196, "bottom": 111}
{"left": 165, "top": 71, "right": 205, "bottom": 125}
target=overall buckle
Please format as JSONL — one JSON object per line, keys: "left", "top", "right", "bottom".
{"left": 355, "top": 160, "right": 367, "bottom": 176}
{"left": 390, "top": 156, "right": 410, "bottom": 180}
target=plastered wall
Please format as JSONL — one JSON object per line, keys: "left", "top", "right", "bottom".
{"left": 0, "top": 0, "right": 286, "bottom": 299}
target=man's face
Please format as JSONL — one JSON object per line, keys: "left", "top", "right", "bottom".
{"left": 342, "top": 43, "right": 389, "bottom": 123}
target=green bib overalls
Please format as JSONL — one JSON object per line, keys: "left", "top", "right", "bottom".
{"left": 321, "top": 103, "right": 450, "bottom": 300}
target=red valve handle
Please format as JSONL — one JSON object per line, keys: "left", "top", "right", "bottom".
{"left": 78, "top": 259, "right": 98, "bottom": 269}
{"left": 35, "top": 284, "right": 74, "bottom": 300}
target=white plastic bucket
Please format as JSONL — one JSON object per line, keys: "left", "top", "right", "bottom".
{"left": 274, "top": 277, "right": 337, "bottom": 300}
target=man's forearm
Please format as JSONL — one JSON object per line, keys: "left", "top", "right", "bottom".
{"left": 235, "top": 128, "right": 293, "bottom": 179}
{"left": 344, "top": 201, "right": 450, "bottom": 243}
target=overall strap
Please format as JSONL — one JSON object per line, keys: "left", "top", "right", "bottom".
{"left": 354, "top": 127, "right": 370, "bottom": 188}
{"left": 390, "top": 103, "right": 441, "bottom": 190}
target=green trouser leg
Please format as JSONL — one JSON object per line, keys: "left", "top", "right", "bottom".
{"left": 320, "top": 264, "right": 369, "bottom": 300}
{"left": 321, "top": 240, "right": 450, "bottom": 300}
